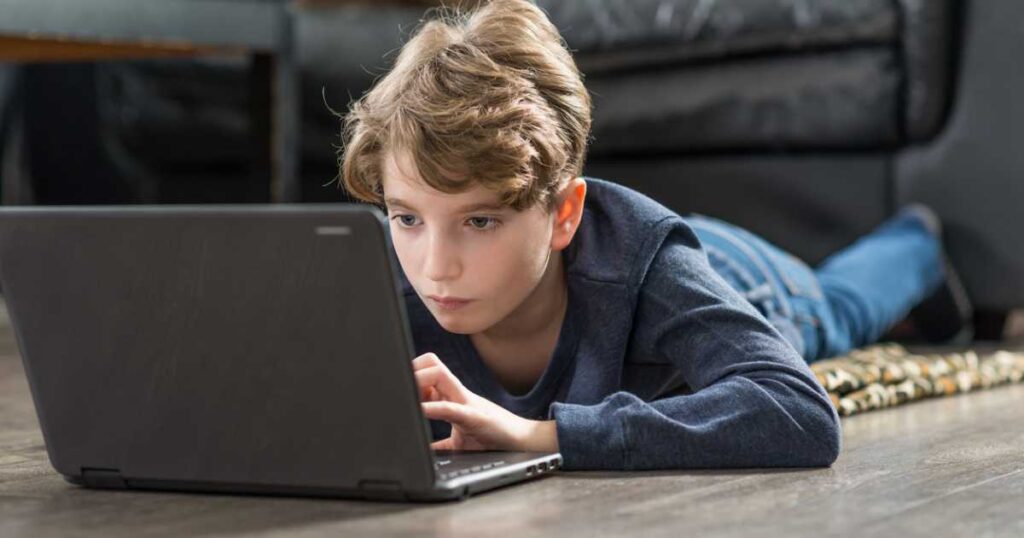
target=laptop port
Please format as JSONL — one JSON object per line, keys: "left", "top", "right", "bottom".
{"left": 526, "top": 465, "right": 536, "bottom": 475}
{"left": 538, "top": 462, "right": 548, "bottom": 472}
{"left": 549, "top": 459, "right": 559, "bottom": 468}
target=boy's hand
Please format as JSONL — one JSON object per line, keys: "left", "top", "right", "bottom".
{"left": 413, "top": 352, "right": 559, "bottom": 453}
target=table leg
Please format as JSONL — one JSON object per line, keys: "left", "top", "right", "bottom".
{"left": 270, "top": 13, "right": 300, "bottom": 203}
{"left": 250, "top": 53, "right": 272, "bottom": 201}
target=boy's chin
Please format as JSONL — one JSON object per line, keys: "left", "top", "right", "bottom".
{"left": 430, "top": 308, "right": 493, "bottom": 335}
{"left": 433, "top": 315, "right": 481, "bottom": 335}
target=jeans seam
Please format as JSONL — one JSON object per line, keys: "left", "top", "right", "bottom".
{"left": 704, "top": 246, "right": 760, "bottom": 291}
{"left": 776, "top": 254, "right": 825, "bottom": 300}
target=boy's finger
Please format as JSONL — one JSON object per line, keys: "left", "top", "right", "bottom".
{"left": 431, "top": 438, "right": 454, "bottom": 450}
{"left": 411, "top": 353, "right": 443, "bottom": 371}
{"left": 415, "top": 365, "right": 468, "bottom": 404}
{"left": 421, "top": 401, "right": 476, "bottom": 427}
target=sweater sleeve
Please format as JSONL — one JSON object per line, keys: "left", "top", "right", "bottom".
{"left": 548, "top": 224, "right": 842, "bottom": 470}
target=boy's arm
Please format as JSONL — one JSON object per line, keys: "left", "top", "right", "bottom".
{"left": 548, "top": 225, "right": 842, "bottom": 471}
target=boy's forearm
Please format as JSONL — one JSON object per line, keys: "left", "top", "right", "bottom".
{"left": 549, "top": 379, "right": 841, "bottom": 471}
{"left": 521, "top": 419, "right": 560, "bottom": 453}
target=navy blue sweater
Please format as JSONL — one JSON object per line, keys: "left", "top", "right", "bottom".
{"left": 397, "top": 177, "right": 841, "bottom": 470}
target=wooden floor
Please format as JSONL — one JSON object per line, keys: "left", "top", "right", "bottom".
{"left": 1, "top": 303, "right": 1023, "bottom": 538}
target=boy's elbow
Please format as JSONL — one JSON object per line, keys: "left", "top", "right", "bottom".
{"left": 755, "top": 378, "right": 843, "bottom": 467}
{"left": 767, "top": 393, "right": 842, "bottom": 467}
{"left": 799, "top": 404, "right": 842, "bottom": 467}
{"left": 812, "top": 416, "right": 842, "bottom": 466}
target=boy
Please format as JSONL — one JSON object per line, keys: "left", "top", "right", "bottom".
{"left": 337, "top": 0, "right": 969, "bottom": 470}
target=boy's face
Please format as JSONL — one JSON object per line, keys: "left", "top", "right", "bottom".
{"left": 381, "top": 150, "right": 562, "bottom": 335}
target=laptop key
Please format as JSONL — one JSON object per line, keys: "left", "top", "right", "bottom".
{"left": 438, "top": 457, "right": 514, "bottom": 480}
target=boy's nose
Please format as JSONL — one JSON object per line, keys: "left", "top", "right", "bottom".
{"left": 422, "top": 237, "right": 461, "bottom": 282}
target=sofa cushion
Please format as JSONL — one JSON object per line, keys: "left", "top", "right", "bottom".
{"left": 585, "top": 48, "right": 900, "bottom": 155}
{"left": 538, "top": 0, "right": 898, "bottom": 73}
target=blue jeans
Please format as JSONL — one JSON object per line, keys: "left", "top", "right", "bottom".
{"left": 686, "top": 211, "right": 944, "bottom": 362}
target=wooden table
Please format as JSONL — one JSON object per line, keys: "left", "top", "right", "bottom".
{"left": 0, "top": 0, "right": 465, "bottom": 204}
{"left": 1, "top": 300, "right": 1022, "bottom": 537}
{"left": 0, "top": 0, "right": 300, "bottom": 203}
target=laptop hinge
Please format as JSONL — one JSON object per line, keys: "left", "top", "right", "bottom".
{"left": 81, "top": 468, "right": 128, "bottom": 489}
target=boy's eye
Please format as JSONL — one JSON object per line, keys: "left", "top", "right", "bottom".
{"left": 467, "top": 217, "right": 497, "bottom": 230}
{"left": 392, "top": 214, "right": 418, "bottom": 227}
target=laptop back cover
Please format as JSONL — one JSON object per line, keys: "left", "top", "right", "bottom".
{"left": 0, "top": 205, "right": 437, "bottom": 495}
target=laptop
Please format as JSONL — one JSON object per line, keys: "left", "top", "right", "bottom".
{"left": 0, "top": 204, "right": 562, "bottom": 502}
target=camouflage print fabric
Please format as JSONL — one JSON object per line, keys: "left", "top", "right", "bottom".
{"left": 809, "top": 344, "right": 1024, "bottom": 417}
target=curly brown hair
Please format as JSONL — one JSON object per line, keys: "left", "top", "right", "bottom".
{"left": 337, "top": 0, "right": 592, "bottom": 212}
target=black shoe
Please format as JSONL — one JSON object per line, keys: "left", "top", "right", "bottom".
{"left": 901, "top": 204, "right": 975, "bottom": 344}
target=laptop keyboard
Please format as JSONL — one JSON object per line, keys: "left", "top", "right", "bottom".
{"left": 434, "top": 458, "right": 507, "bottom": 481}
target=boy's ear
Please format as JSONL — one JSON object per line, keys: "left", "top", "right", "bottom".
{"left": 550, "top": 177, "right": 586, "bottom": 252}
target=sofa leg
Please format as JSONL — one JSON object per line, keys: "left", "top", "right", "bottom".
{"left": 973, "top": 310, "right": 1009, "bottom": 341}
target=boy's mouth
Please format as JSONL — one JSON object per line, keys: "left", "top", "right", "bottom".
{"left": 428, "top": 295, "right": 474, "bottom": 310}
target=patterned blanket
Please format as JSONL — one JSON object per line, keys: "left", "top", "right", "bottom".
{"left": 809, "top": 343, "right": 1024, "bottom": 417}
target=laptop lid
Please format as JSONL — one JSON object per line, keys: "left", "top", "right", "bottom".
{"left": 0, "top": 204, "right": 442, "bottom": 495}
